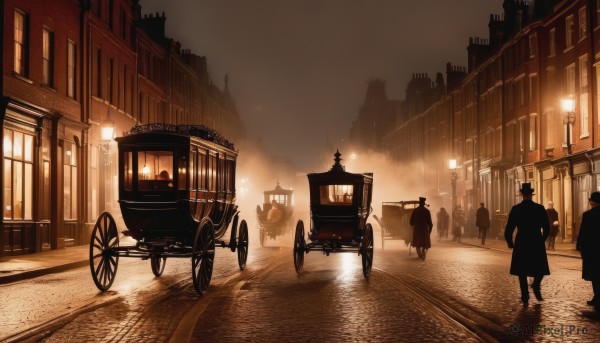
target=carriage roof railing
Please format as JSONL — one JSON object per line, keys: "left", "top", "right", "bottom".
{"left": 122, "top": 123, "right": 235, "bottom": 150}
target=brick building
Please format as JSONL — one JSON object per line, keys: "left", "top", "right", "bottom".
{"left": 353, "top": 0, "right": 599, "bottom": 242}
{"left": 1, "top": 0, "right": 244, "bottom": 256}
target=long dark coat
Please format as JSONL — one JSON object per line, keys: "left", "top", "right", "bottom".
{"left": 576, "top": 205, "right": 600, "bottom": 281}
{"left": 410, "top": 205, "right": 433, "bottom": 249}
{"left": 546, "top": 208, "right": 559, "bottom": 236}
{"left": 504, "top": 199, "right": 550, "bottom": 276}
{"left": 476, "top": 206, "right": 490, "bottom": 229}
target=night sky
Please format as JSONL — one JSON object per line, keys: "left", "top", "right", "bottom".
{"left": 141, "top": 0, "right": 503, "bottom": 170}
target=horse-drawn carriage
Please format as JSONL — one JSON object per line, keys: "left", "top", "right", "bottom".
{"left": 293, "top": 151, "right": 374, "bottom": 277}
{"left": 256, "top": 182, "right": 294, "bottom": 246}
{"left": 373, "top": 201, "right": 419, "bottom": 254}
{"left": 89, "top": 124, "right": 248, "bottom": 295}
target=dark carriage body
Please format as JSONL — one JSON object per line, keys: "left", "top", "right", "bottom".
{"left": 116, "top": 124, "right": 238, "bottom": 245}
{"left": 89, "top": 124, "right": 248, "bottom": 295}
{"left": 256, "top": 183, "right": 294, "bottom": 245}
{"left": 293, "top": 151, "right": 374, "bottom": 277}
{"left": 376, "top": 201, "right": 419, "bottom": 250}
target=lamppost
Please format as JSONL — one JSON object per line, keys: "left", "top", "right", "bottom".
{"left": 561, "top": 97, "right": 576, "bottom": 155}
{"left": 449, "top": 159, "right": 458, "bottom": 231}
{"left": 100, "top": 112, "right": 114, "bottom": 212}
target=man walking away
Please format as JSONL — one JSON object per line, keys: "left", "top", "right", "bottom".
{"left": 504, "top": 183, "right": 550, "bottom": 306}
{"left": 546, "top": 201, "right": 559, "bottom": 250}
{"left": 476, "top": 202, "right": 490, "bottom": 245}
{"left": 409, "top": 197, "right": 433, "bottom": 260}
{"left": 576, "top": 192, "right": 600, "bottom": 308}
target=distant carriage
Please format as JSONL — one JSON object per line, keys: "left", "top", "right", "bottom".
{"left": 89, "top": 124, "right": 249, "bottom": 295}
{"left": 293, "top": 151, "right": 374, "bottom": 277}
{"left": 373, "top": 201, "right": 419, "bottom": 254}
{"left": 256, "top": 183, "right": 294, "bottom": 246}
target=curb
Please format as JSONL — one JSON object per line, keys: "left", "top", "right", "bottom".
{"left": 0, "top": 260, "right": 88, "bottom": 285}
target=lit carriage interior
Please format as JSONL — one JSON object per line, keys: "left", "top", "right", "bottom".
{"left": 257, "top": 182, "right": 294, "bottom": 224}
{"left": 307, "top": 150, "right": 373, "bottom": 241}
{"left": 116, "top": 124, "right": 238, "bottom": 244}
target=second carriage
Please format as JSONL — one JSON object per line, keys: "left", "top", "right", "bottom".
{"left": 373, "top": 201, "right": 419, "bottom": 254}
{"left": 256, "top": 183, "right": 294, "bottom": 246}
{"left": 293, "top": 151, "right": 374, "bottom": 277}
{"left": 89, "top": 124, "right": 249, "bottom": 295}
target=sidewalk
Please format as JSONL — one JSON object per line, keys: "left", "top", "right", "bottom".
{"left": 0, "top": 245, "right": 89, "bottom": 284}
{"left": 457, "top": 236, "right": 580, "bottom": 258}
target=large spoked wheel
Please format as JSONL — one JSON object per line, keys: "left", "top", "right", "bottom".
{"left": 237, "top": 220, "right": 249, "bottom": 270}
{"left": 151, "top": 256, "right": 166, "bottom": 277}
{"left": 361, "top": 223, "right": 374, "bottom": 278}
{"left": 293, "top": 220, "right": 305, "bottom": 273}
{"left": 192, "top": 219, "right": 215, "bottom": 294}
{"left": 89, "top": 212, "right": 119, "bottom": 291}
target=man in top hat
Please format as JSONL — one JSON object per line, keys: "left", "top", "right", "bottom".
{"left": 576, "top": 191, "right": 600, "bottom": 307}
{"left": 409, "top": 197, "right": 433, "bottom": 260}
{"left": 504, "top": 182, "right": 550, "bottom": 306}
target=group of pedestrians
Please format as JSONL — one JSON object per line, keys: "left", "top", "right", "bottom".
{"left": 504, "top": 183, "right": 600, "bottom": 309}
{"left": 406, "top": 182, "right": 600, "bottom": 310}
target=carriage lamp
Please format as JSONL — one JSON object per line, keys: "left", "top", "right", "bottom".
{"left": 100, "top": 111, "right": 114, "bottom": 154}
{"left": 561, "top": 96, "right": 576, "bottom": 155}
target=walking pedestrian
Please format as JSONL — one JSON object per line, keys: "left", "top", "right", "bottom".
{"left": 409, "top": 197, "right": 433, "bottom": 260}
{"left": 452, "top": 205, "right": 464, "bottom": 243}
{"left": 576, "top": 191, "right": 600, "bottom": 308}
{"left": 504, "top": 183, "right": 550, "bottom": 306}
{"left": 476, "top": 202, "right": 490, "bottom": 245}
{"left": 437, "top": 207, "right": 449, "bottom": 241}
{"left": 545, "top": 201, "right": 559, "bottom": 250}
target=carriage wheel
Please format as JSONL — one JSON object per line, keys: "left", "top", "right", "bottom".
{"left": 151, "top": 256, "right": 166, "bottom": 277}
{"left": 361, "top": 223, "right": 374, "bottom": 278}
{"left": 293, "top": 220, "right": 305, "bottom": 273}
{"left": 237, "top": 220, "right": 249, "bottom": 270}
{"left": 192, "top": 219, "right": 215, "bottom": 294}
{"left": 89, "top": 212, "right": 119, "bottom": 291}
{"left": 229, "top": 214, "right": 239, "bottom": 252}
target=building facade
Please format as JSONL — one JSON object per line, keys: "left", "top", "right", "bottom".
{"left": 1, "top": 0, "right": 244, "bottom": 256}
{"left": 353, "top": 0, "right": 599, "bottom": 242}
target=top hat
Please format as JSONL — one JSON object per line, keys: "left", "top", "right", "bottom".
{"left": 419, "top": 197, "right": 426, "bottom": 203}
{"left": 519, "top": 182, "right": 535, "bottom": 195}
{"left": 590, "top": 192, "right": 600, "bottom": 203}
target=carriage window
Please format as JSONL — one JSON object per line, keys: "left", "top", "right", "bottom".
{"left": 190, "top": 150, "right": 197, "bottom": 189}
{"left": 198, "top": 151, "right": 206, "bottom": 189}
{"left": 208, "top": 154, "right": 217, "bottom": 191}
{"left": 123, "top": 151, "right": 133, "bottom": 190}
{"left": 319, "top": 185, "right": 353, "bottom": 205}
{"left": 270, "top": 194, "right": 285, "bottom": 205}
{"left": 137, "top": 150, "right": 173, "bottom": 191}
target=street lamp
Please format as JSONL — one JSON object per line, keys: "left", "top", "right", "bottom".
{"left": 561, "top": 97, "right": 576, "bottom": 155}
{"left": 449, "top": 159, "right": 458, "bottom": 237}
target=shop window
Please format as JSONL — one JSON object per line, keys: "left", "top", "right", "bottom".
{"left": 64, "top": 141, "right": 78, "bottom": 220}
{"left": 3, "top": 129, "right": 34, "bottom": 220}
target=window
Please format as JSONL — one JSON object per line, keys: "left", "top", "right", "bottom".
{"left": 67, "top": 40, "right": 76, "bottom": 98}
{"left": 579, "top": 54, "right": 588, "bottom": 89}
{"left": 319, "top": 185, "right": 354, "bottom": 205}
{"left": 14, "top": 10, "right": 28, "bottom": 76}
{"left": 108, "top": 57, "right": 114, "bottom": 104}
{"left": 566, "top": 64, "right": 576, "bottom": 95}
{"left": 122, "top": 151, "right": 133, "bottom": 191}
{"left": 3, "top": 129, "right": 34, "bottom": 220}
{"left": 549, "top": 28, "right": 556, "bottom": 57}
{"left": 529, "top": 115, "right": 537, "bottom": 151}
{"left": 529, "top": 74, "right": 537, "bottom": 101}
{"left": 579, "top": 7, "right": 587, "bottom": 39}
{"left": 120, "top": 8, "right": 127, "bottom": 40}
{"left": 137, "top": 150, "right": 174, "bottom": 191}
{"left": 566, "top": 15, "right": 574, "bottom": 49}
{"left": 64, "top": 141, "right": 77, "bottom": 220}
{"left": 580, "top": 93, "right": 589, "bottom": 137}
{"left": 42, "top": 28, "right": 54, "bottom": 86}
{"left": 528, "top": 34, "right": 536, "bottom": 58}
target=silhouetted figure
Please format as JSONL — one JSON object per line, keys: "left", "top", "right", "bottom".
{"left": 409, "top": 197, "right": 433, "bottom": 260}
{"left": 504, "top": 183, "right": 550, "bottom": 306}
{"left": 476, "top": 203, "right": 490, "bottom": 245}
{"left": 576, "top": 191, "right": 600, "bottom": 308}
{"left": 452, "top": 205, "right": 464, "bottom": 243}
{"left": 437, "top": 207, "right": 449, "bottom": 241}
{"left": 545, "top": 201, "right": 559, "bottom": 250}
